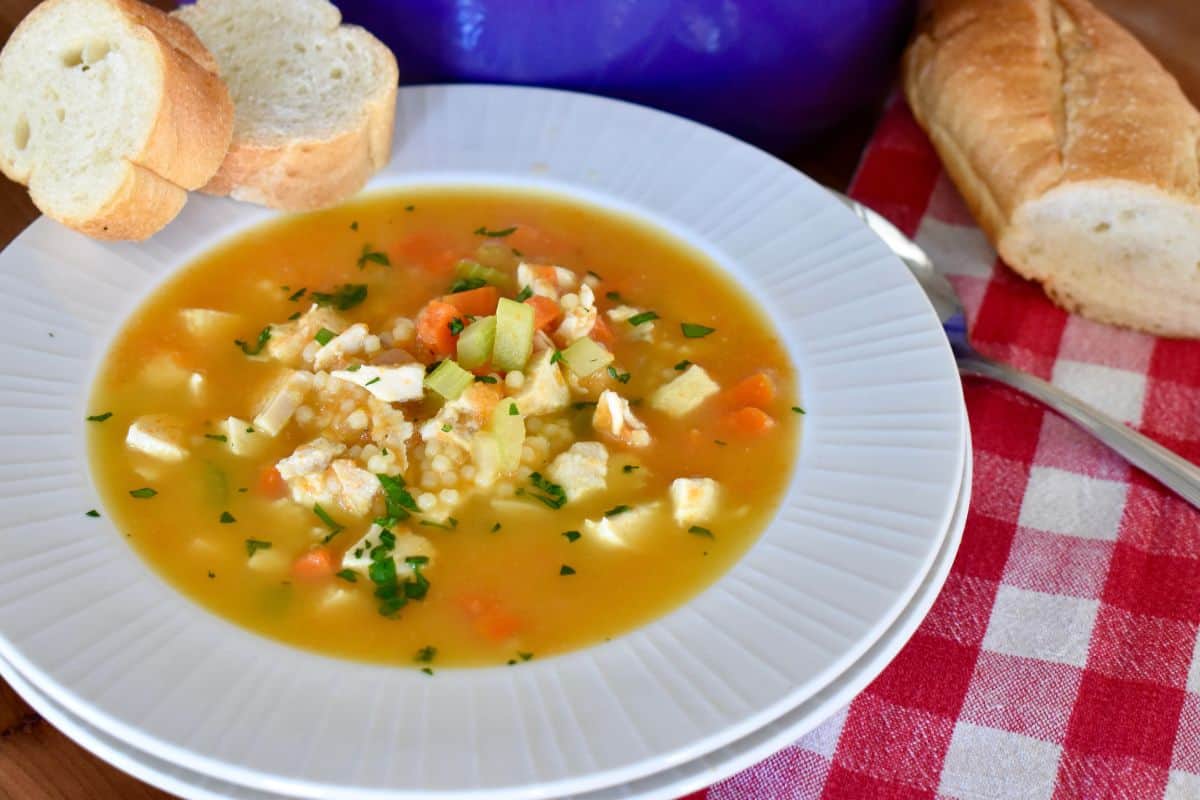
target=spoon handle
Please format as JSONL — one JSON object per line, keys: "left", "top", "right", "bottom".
{"left": 958, "top": 353, "right": 1200, "bottom": 510}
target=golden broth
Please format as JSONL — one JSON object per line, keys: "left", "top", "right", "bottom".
{"left": 88, "top": 188, "right": 800, "bottom": 668}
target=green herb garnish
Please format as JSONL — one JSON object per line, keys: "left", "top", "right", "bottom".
{"left": 234, "top": 326, "right": 272, "bottom": 355}
{"left": 288, "top": 287, "right": 306, "bottom": 302}
{"left": 607, "top": 365, "right": 631, "bottom": 384}
{"left": 311, "top": 283, "right": 368, "bottom": 311}
{"left": 622, "top": 465, "right": 639, "bottom": 474}
{"left": 605, "top": 291, "right": 623, "bottom": 303}
{"left": 313, "top": 503, "right": 344, "bottom": 541}
{"left": 378, "top": 474, "right": 419, "bottom": 521}
{"left": 415, "top": 645, "right": 437, "bottom": 663}
{"left": 587, "top": 270, "right": 603, "bottom": 281}
{"left": 219, "top": 511, "right": 236, "bottom": 524}
{"left": 525, "top": 472, "right": 567, "bottom": 509}
{"left": 681, "top": 322, "right": 716, "bottom": 338}
{"left": 448, "top": 317, "right": 465, "bottom": 336}
{"left": 315, "top": 327, "right": 336, "bottom": 346}
{"left": 603, "top": 505, "right": 631, "bottom": 517}
{"left": 287, "top": 311, "right": 302, "bottom": 321}
{"left": 491, "top": 522, "right": 502, "bottom": 533}
{"left": 514, "top": 285, "right": 533, "bottom": 303}
{"left": 350, "top": 221, "right": 359, "bottom": 230}
{"left": 356, "top": 244, "right": 391, "bottom": 269}
{"left": 550, "top": 350, "right": 564, "bottom": 365}
{"left": 474, "top": 225, "right": 517, "bottom": 238}
{"left": 336, "top": 569, "right": 358, "bottom": 583}
{"left": 204, "top": 433, "right": 228, "bottom": 443}
{"left": 560, "top": 564, "right": 576, "bottom": 576}
{"left": 519, "top": 651, "right": 534, "bottom": 661}
{"left": 627, "top": 311, "right": 659, "bottom": 326}
{"left": 365, "top": 376, "right": 381, "bottom": 386}
{"left": 562, "top": 530, "right": 581, "bottom": 543}
{"left": 86, "top": 412, "right": 112, "bottom": 423}
{"left": 245, "top": 539, "right": 271, "bottom": 557}
{"left": 475, "top": 375, "right": 498, "bottom": 384}
{"left": 449, "top": 277, "right": 487, "bottom": 294}
{"left": 129, "top": 487, "right": 157, "bottom": 499}
{"left": 508, "top": 402, "right": 520, "bottom": 416}
{"left": 419, "top": 518, "right": 457, "bottom": 530}
{"left": 688, "top": 525, "right": 714, "bottom": 538}
{"left": 441, "top": 423, "right": 452, "bottom": 432}
{"left": 792, "top": 406, "right": 806, "bottom": 415}
{"left": 673, "top": 360, "right": 692, "bottom": 371}
{"left": 85, "top": 509, "right": 100, "bottom": 518}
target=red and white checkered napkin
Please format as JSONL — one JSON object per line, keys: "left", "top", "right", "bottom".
{"left": 687, "top": 96, "right": 1200, "bottom": 800}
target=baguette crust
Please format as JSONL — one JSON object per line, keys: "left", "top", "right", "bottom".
{"left": 0, "top": 0, "right": 233, "bottom": 240}
{"left": 903, "top": 0, "right": 1200, "bottom": 336}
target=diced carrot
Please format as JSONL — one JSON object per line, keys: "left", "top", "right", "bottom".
{"left": 721, "top": 406, "right": 776, "bottom": 438}
{"left": 455, "top": 593, "right": 522, "bottom": 642}
{"left": 292, "top": 547, "right": 335, "bottom": 582}
{"left": 391, "top": 232, "right": 460, "bottom": 275}
{"left": 442, "top": 285, "right": 500, "bottom": 317}
{"left": 589, "top": 314, "right": 614, "bottom": 346}
{"left": 506, "top": 225, "right": 566, "bottom": 258}
{"left": 524, "top": 294, "right": 562, "bottom": 332}
{"left": 415, "top": 299, "right": 461, "bottom": 357}
{"left": 256, "top": 464, "right": 287, "bottom": 499}
{"left": 726, "top": 372, "right": 776, "bottom": 410}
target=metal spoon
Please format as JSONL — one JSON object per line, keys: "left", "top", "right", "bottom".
{"left": 833, "top": 191, "right": 1200, "bottom": 510}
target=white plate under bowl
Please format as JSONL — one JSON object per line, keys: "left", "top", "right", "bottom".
{"left": 0, "top": 85, "right": 966, "bottom": 799}
{"left": 0, "top": 440, "right": 970, "bottom": 800}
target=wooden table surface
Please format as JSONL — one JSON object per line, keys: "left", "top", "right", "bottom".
{"left": 0, "top": 1, "right": 1197, "bottom": 798}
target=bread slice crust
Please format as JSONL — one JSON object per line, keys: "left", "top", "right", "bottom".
{"left": 903, "top": 0, "right": 1200, "bottom": 337}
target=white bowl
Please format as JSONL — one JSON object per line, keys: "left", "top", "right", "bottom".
{"left": 0, "top": 85, "right": 967, "bottom": 798}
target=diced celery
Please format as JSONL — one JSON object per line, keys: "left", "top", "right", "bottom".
{"left": 455, "top": 258, "right": 513, "bottom": 288}
{"left": 491, "top": 399, "right": 526, "bottom": 473}
{"left": 456, "top": 315, "right": 496, "bottom": 369}
{"left": 423, "top": 359, "right": 474, "bottom": 401}
{"left": 492, "top": 298, "right": 534, "bottom": 371}
{"left": 560, "top": 337, "right": 614, "bottom": 376}
{"left": 473, "top": 241, "right": 520, "bottom": 273}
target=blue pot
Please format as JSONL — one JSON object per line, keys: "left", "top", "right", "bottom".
{"left": 334, "top": 0, "right": 915, "bottom": 153}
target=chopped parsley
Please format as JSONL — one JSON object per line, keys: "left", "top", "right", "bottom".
{"left": 681, "top": 322, "right": 716, "bottom": 338}
{"left": 475, "top": 375, "right": 498, "bottom": 384}
{"left": 605, "top": 291, "right": 623, "bottom": 303}
{"left": 364, "top": 376, "right": 381, "bottom": 386}
{"left": 245, "top": 539, "right": 271, "bottom": 557}
{"left": 287, "top": 311, "right": 301, "bottom": 321}
{"left": 627, "top": 310, "right": 659, "bottom": 326}
{"left": 508, "top": 402, "right": 520, "bottom": 416}
{"left": 607, "top": 365, "right": 631, "bottom": 384}
{"left": 572, "top": 401, "right": 598, "bottom": 410}
{"left": 449, "top": 277, "right": 487, "bottom": 294}
{"left": 335, "top": 569, "right": 358, "bottom": 583}
{"left": 419, "top": 518, "right": 457, "bottom": 530}
{"left": 219, "top": 511, "right": 236, "bottom": 524}
{"left": 673, "top": 360, "right": 692, "bottom": 371}
{"left": 207, "top": 571, "right": 215, "bottom": 579}
{"left": 792, "top": 406, "right": 806, "bottom": 415}
{"left": 415, "top": 645, "right": 437, "bottom": 663}
{"left": 550, "top": 350, "right": 564, "bottom": 364}
{"left": 474, "top": 225, "right": 517, "bottom": 238}
{"left": 562, "top": 530, "right": 581, "bottom": 543}
{"left": 559, "top": 564, "right": 576, "bottom": 576}
{"left": 86, "top": 412, "right": 113, "bottom": 423}
{"left": 519, "top": 651, "right": 534, "bottom": 661}
{"left": 288, "top": 287, "right": 306, "bottom": 302}
{"left": 622, "top": 464, "right": 639, "bottom": 474}
{"left": 405, "top": 205, "right": 416, "bottom": 212}
{"left": 714, "top": 439, "right": 728, "bottom": 447}
{"left": 514, "top": 285, "right": 533, "bottom": 303}
{"left": 129, "top": 487, "right": 157, "bottom": 499}
{"left": 204, "top": 433, "right": 228, "bottom": 442}
{"left": 441, "top": 423, "right": 452, "bottom": 432}
{"left": 490, "top": 522, "right": 502, "bottom": 533}
{"left": 378, "top": 474, "right": 419, "bottom": 521}
{"left": 313, "top": 503, "right": 344, "bottom": 541}
{"left": 234, "top": 326, "right": 272, "bottom": 355}
{"left": 347, "top": 363, "right": 362, "bottom": 372}
{"left": 245, "top": 427, "right": 255, "bottom": 433}
{"left": 356, "top": 244, "right": 391, "bottom": 269}
{"left": 311, "top": 283, "right": 368, "bottom": 310}
{"left": 524, "top": 472, "right": 566, "bottom": 509}
{"left": 688, "top": 525, "right": 715, "bottom": 538}
{"left": 85, "top": 509, "right": 100, "bottom": 518}
{"left": 587, "top": 270, "right": 603, "bottom": 281}
{"left": 448, "top": 317, "right": 465, "bottom": 336}
{"left": 421, "top": 667, "right": 434, "bottom": 676}
{"left": 314, "top": 327, "right": 336, "bottom": 346}
{"left": 603, "top": 504, "right": 631, "bottom": 517}
{"left": 350, "top": 221, "right": 358, "bottom": 231}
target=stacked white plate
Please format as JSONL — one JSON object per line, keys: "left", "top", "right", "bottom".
{"left": 0, "top": 85, "right": 969, "bottom": 799}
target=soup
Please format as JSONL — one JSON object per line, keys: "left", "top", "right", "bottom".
{"left": 87, "top": 188, "right": 800, "bottom": 668}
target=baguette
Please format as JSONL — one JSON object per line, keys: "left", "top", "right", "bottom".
{"left": 0, "top": 0, "right": 233, "bottom": 240}
{"left": 173, "top": 0, "right": 399, "bottom": 212}
{"left": 903, "top": 0, "right": 1200, "bottom": 338}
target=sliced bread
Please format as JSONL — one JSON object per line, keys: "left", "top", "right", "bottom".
{"left": 903, "top": 0, "right": 1200, "bottom": 338}
{"left": 174, "top": 0, "right": 399, "bottom": 212}
{"left": 0, "top": 0, "right": 233, "bottom": 240}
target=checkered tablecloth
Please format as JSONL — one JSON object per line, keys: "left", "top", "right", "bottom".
{"left": 687, "top": 96, "right": 1200, "bottom": 800}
